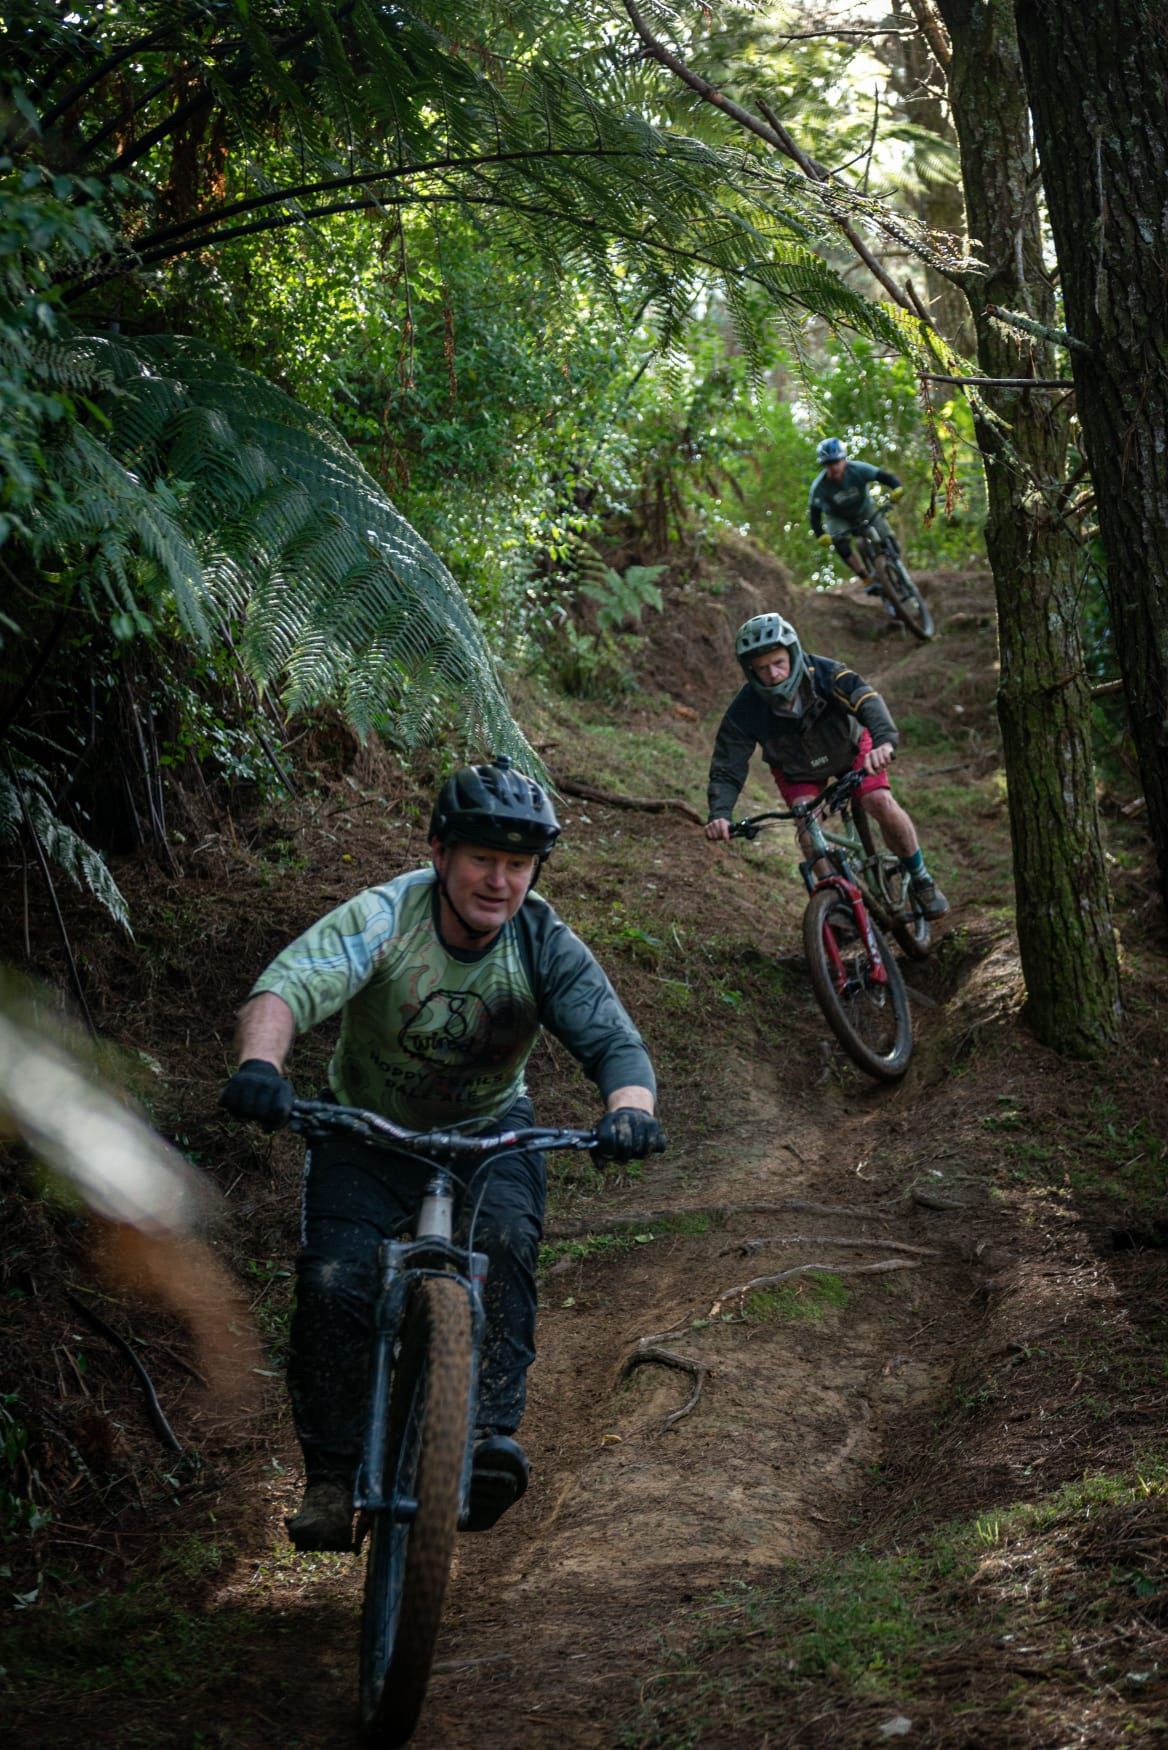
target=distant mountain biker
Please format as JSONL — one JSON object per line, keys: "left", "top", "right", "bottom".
{"left": 219, "top": 756, "right": 663, "bottom": 1552}
{"left": 705, "top": 614, "right": 949, "bottom": 919}
{"left": 809, "top": 436, "right": 904, "bottom": 602}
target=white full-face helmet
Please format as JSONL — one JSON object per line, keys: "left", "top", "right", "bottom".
{"left": 735, "top": 613, "right": 806, "bottom": 705}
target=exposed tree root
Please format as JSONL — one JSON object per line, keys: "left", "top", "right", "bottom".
{"left": 544, "top": 1199, "right": 896, "bottom": 1241}
{"left": 618, "top": 1246, "right": 932, "bottom": 1433}
{"left": 724, "top": 1233, "right": 942, "bottom": 1259}
{"left": 555, "top": 776, "right": 704, "bottom": 824}
{"left": 619, "top": 1342, "right": 710, "bottom": 1433}
{"left": 710, "top": 1256, "right": 922, "bottom": 1316}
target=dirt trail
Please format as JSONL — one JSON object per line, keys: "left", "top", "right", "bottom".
{"left": 208, "top": 567, "right": 1004, "bottom": 1746}
{"left": 21, "top": 556, "right": 1163, "bottom": 1748}
{"left": 189, "top": 1071, "right": 983, "bottom": 1749}
{"left": 415, "top": 1123, "right": 974, "bottom": 1748}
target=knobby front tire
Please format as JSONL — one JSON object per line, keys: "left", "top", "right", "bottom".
{"left": 875, "top": 554, "right": 934, "bottom": 641}
{"left": 359, "top": 1275, "right": 472, "bottom": 1747}
{"left": 803, "top": 888, "right": 913, "bottom": 1080}
{"left": 853, "top": 809, "right": 931, "bottom": 960}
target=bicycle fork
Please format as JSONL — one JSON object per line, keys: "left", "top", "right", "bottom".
{"left": 355, "top": 1170, "right": 488, "bottom": 1530}
{"left": 809, "top": 872, "right": 889, "bottom": 991}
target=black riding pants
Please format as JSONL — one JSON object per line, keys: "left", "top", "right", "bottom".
{"left": 286, "top": 1095, "right": 546, "bottom": 1486}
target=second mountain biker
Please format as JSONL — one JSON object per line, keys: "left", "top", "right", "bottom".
{"left": 809, "top": 434, "right": 904, "bottom": 608}
{"left": 705, "top": 614, "right": 950, "bottom": 921}
{"left": 219, "top": 756, "right": 664, "bottom": 1552}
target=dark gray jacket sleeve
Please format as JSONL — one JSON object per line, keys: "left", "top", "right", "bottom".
{"left": 521, "top": 900, "right": 656, "bottom": 1100}
{"left": 707, "top": 700, "right": 757, "bottom": 821}
{"left": 829, "top": 663, "right": 899, "bottom": 749}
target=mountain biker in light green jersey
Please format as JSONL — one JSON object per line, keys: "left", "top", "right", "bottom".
{"left": 809, "top": 436, "right": 904, "bottom": 606}
{"left": 219, "top": 756, "right": 663, "bottom": 1552}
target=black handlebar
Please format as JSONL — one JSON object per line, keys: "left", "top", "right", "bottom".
{"left": 289, "top": 1098, "right": 599, "bottom": 1157}
{"left": 729, "top": 767, "right": 870, "bottom": 838}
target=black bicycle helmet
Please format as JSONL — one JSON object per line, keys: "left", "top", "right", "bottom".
{"left": 735, "top": 613, "right": 806, "bottom": 705}
{"left": 816, "top": 436, "right": 846, "bottom": 464}
{"left": 428, "top": 755, "right": 561, "bottom": 858}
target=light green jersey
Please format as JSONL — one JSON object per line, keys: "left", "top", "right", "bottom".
{"left": 251, "top": 868, "right": 653, "bottom": 1128}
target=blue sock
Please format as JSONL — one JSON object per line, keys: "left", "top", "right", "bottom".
{"left": 901, "top": 848, "right": 927, "bottom": 879}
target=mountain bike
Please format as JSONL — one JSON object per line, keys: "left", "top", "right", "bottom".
{"left": 288, "top": 1098, "right": 599, "bottom": 1747}
{"left": 730, "top": 768, "right": 928, "bottom": 1079}
{"left": 852, "top": 505, "right": 934, "bottom": 641}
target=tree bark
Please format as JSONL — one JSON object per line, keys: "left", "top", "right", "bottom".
{"left": 935, "top": 0, "right": 1121, "bottom": 1051}
{"left": 1012, "top": 0, "right": 1168, "bottom": 912}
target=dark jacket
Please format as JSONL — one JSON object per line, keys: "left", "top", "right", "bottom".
{"left": 808, "top": 461, "right": 901, "bottom": 535}
{"left": 707, "top": 653, "right": 899, "bottom": 817}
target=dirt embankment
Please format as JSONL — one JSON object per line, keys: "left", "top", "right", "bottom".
{"left": 3, "top": 552, "right": 1166, "bottom": 1747}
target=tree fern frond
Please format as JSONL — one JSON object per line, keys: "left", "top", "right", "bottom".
{"left": 1, "top": 764, "right": 131, "bottom": 934}
{"left": 39, "top": 329, "right": 536, "bottom": 767}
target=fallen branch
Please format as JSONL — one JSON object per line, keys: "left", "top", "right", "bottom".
{"left": 710, "top": 1257, "right": 921, "bottom": 1315}
{"left": 544, "top": 1198, "right": 896, "bottom": 1242}
{"left": 65, "top": 1289, "right": 183, "bottom": 1454}
{"left": 556, "top": 776, "right": 703, "bottom": 824}
{"left": 619, "top": 1345, "right": 709, "bottom": 1433}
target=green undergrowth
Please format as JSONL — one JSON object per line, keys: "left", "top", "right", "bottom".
{"left": 0, "top": 1533, "right": 245, "bottom": 1700}
{"left": 622, "top": 1465, "right": 1168, "bottom": 1747}
{"left": 539, "top": 1209, "right": 717, "bottom": 1273}
{"left": 743, "top": 1271, "right": 850, "bottom": 1326}
{"left": 981, "top": 1091, "right": 1168, "bottom": 1212}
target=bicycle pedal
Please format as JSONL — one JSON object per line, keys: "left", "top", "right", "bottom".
{"left": 465, "top": 1437, "right": 529, "bottom": 1532}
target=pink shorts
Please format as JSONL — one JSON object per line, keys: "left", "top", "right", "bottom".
{"left": 773, "top": 728, "right": 891, "bottom": 805}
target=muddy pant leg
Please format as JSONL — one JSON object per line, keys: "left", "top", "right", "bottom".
{"left": 461, "top": 1118, "right": 546, "bottom": 1437}
{"left": 287, "top": 1135, "right": 422, "bottom": 1485}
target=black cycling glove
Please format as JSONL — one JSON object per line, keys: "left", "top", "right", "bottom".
{"left": 595, "top": 1107, "right": 666, "bottom": 1163}
{"left": 219, "top": 1059, "right": 295, "bottom": 1132}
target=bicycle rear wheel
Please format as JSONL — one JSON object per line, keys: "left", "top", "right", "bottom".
{"left": 875, "top": 553, "right": 934, "bottom": 641}
{"left": 359, "top": 1275, "right": 471, "bottom": 1746}
{"left": 854, "top": 809, "right": 931, "bottom": 960}
{"left": 803, "top": 888, "right": 912, "bottom": 1079}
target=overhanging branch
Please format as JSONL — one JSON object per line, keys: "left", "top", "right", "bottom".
{"left": 621, "top": 0, "right": 940, "bottom": 321}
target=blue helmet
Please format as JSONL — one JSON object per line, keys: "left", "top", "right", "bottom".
{"left": 735, "top": 614, "right": 806, "bottom": 705}
{"left": 816, "top": 436, "right": 846, "bottom": 464}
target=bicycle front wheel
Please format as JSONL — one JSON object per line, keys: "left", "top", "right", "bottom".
{"left": 875, "top": 554, "right": 934, "bottom": 641}
{"left": 803, "top": 889, "right": 912, "bottom": 1079}
{"left": 359, "top": 1275, "right": 472, "bottom": 1746}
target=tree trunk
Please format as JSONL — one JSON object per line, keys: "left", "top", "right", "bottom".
{"left": 1012, "top": 0, "right": 1168, "bottom": 912}
{"left": 935, "top": 0, "right": 1121, "bottom": 1051}
{"left": 882, "top": 0, "right": 974, "bottom": 349}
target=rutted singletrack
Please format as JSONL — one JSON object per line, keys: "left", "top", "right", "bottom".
{"left": 8, "top": 557, "right": 1057, "bottom": 1749}
{"left": 219, "top": 565, "right": 1002, "bottom": 1747}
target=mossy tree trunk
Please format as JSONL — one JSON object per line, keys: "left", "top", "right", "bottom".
{"left": 1012, "top": 0, "right": 1168, "bottom": 913}
{"left": 934, "top": 0, "right": 1121, "bottom": 1052}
